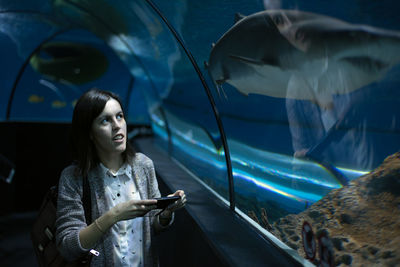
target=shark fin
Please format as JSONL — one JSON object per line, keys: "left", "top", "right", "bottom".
{"left": 234, "top": 13, "right": 246, "bottom": 24}
{"left": 229, "top": 54, "right": 280, "bottom": 67}
{"left": 217, "top": 65, "right": 230, "bottom": 85}
{"left": 229, "top": 55, "right": 264, "bottom": 65}
{"left": 261, "top": 55, "right": 280, "bottom": 67}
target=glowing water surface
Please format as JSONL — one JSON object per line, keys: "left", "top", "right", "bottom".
{"left": 151, "top": 111, "right": 369, "bottom": 214}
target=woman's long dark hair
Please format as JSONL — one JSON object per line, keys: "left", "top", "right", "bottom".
{"left": 71, "top": 88, "right": 135, "bottom": 177}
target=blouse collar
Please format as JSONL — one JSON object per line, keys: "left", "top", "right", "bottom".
{"left": 98, "top": 162, "right": 132, "bottom": 179}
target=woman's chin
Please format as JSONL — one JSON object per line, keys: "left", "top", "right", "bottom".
{"left": 116, "top": 144, "right": 127, "bottom": 153}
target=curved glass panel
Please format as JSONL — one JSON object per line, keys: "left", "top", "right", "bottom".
{"left": 153, "top": 0, "right": 400, "bottom": 265}
{"left": 131, "top": 1, "right": 230, "bottom": 199}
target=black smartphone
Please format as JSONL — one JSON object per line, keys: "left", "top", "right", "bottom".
{"left": 155, "top": 196, "right": 180, "bottom": 209}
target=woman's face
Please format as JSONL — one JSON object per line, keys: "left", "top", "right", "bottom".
{"left": 91, "top": 98, "right": 127, "bottom": 161}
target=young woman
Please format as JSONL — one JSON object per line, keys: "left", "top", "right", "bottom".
{"left": 56, "top": 89, "right": 186, "bottom": 266}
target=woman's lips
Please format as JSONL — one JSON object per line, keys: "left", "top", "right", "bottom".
{"left": 112, "top": 134, "right": 125, "bottom": 142}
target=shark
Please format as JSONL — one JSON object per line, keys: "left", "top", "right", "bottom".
{"left": 207, "top": 10, "right": 400, "bottom": 108}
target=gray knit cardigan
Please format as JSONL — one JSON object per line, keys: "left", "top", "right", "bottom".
{"left": 55, "top": 153, "right": 173, "bottom": 266}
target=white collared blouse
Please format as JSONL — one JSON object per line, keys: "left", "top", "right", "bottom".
{"left": 100, "top": 163, "right": 144, "bottom": 267}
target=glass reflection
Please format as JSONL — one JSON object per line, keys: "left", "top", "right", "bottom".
{"left": 205, "top": 3, "right": 400, "bottom": 266}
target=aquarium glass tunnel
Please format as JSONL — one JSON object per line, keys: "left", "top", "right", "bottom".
{"left": 1, "top": 0, "right": 400, "bottom": 265}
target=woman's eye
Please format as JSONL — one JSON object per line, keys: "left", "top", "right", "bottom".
{"left": 117, "top": 113, "right": 124, "bottom": 120}
{"left": 101, "top": 118, "right": 108, "bottom": 124}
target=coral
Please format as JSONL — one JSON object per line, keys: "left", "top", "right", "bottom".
{"left": 253, "top": 152, "right": 400, "bottom": 266}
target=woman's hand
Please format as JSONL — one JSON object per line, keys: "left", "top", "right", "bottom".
{"left": 80, "top": 199, "right": 156, "bottom": 249}
{"left": 158, "top": 190, "right": 186, "bottom": 226}
{"left": 165, "top": 190, "right": 186, "bottom": 212}
{"left": 111, "top": 199, "right": 157, "bottom": 222}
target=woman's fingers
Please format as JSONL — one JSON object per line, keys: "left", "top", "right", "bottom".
{"left": 138, "top": 204, "right": 157, "bottom": 211}
{"left": 176, "top": 190, "right": 185, "bottom": 197}
{"left": 178, "top": 192, "right": 186, "bottom": 205}
{"left": 129, "top": 199, "right": 157, "bottom": 210}
{"left": 165, "top": 192, "right": 186, "bottom": 212}
{"left": 113, "top": 199, "right": 160, "bottom": 221}
{"left": 168, "top": 190, "right": 185, "bottom": 198}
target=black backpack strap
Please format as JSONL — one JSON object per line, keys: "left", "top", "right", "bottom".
{"left": 82, "top": 175, "right": 92, "bottom": 224}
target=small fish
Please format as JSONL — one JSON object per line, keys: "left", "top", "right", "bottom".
{"left": 28, "top": 94, "right": 44, "bottom": 103}
{"left": 52, "top": 100, "right": 66, "bottom": 108}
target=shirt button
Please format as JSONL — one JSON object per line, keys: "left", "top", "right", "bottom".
{"left": 132, "top": 251, "right": 136, "bottom": 254}
{"left": 117, "top": 193, "right": 121, "bottom": 197}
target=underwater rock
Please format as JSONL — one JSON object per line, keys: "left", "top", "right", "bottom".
{"left": 336, "top": 254, "right": 352, "bottom": 265}
{"left": 339, "top": 213, "right": 353, "bottom": 224}
{"left": 248, "top": 210, "right": 260, "bottom": 224}
{"left": 260, "top": 208, "right": 272, "bottom": 231}
{"left": 367, "top": 246, "right": 379, "bottom": 255}
{"left": 332, "top": 237, "right": 344, "bottom": 251}
{"left": 271, "top": 152, "right": 400, "bottom": 266}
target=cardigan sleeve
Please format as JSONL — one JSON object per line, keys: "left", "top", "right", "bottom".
{"left": 137, "top": 153, "right": 175, "bottom": 232}
{"left": 55, "top": 165, "right": 90, "bottom": 260}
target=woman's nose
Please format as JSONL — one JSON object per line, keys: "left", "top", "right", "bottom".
{"left": 112, "top": 118, "right": 121, "bottom": 130}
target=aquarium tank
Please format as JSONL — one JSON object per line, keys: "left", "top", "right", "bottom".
{"left": 1, "top": 0, "right": 399, "bottom": 265}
